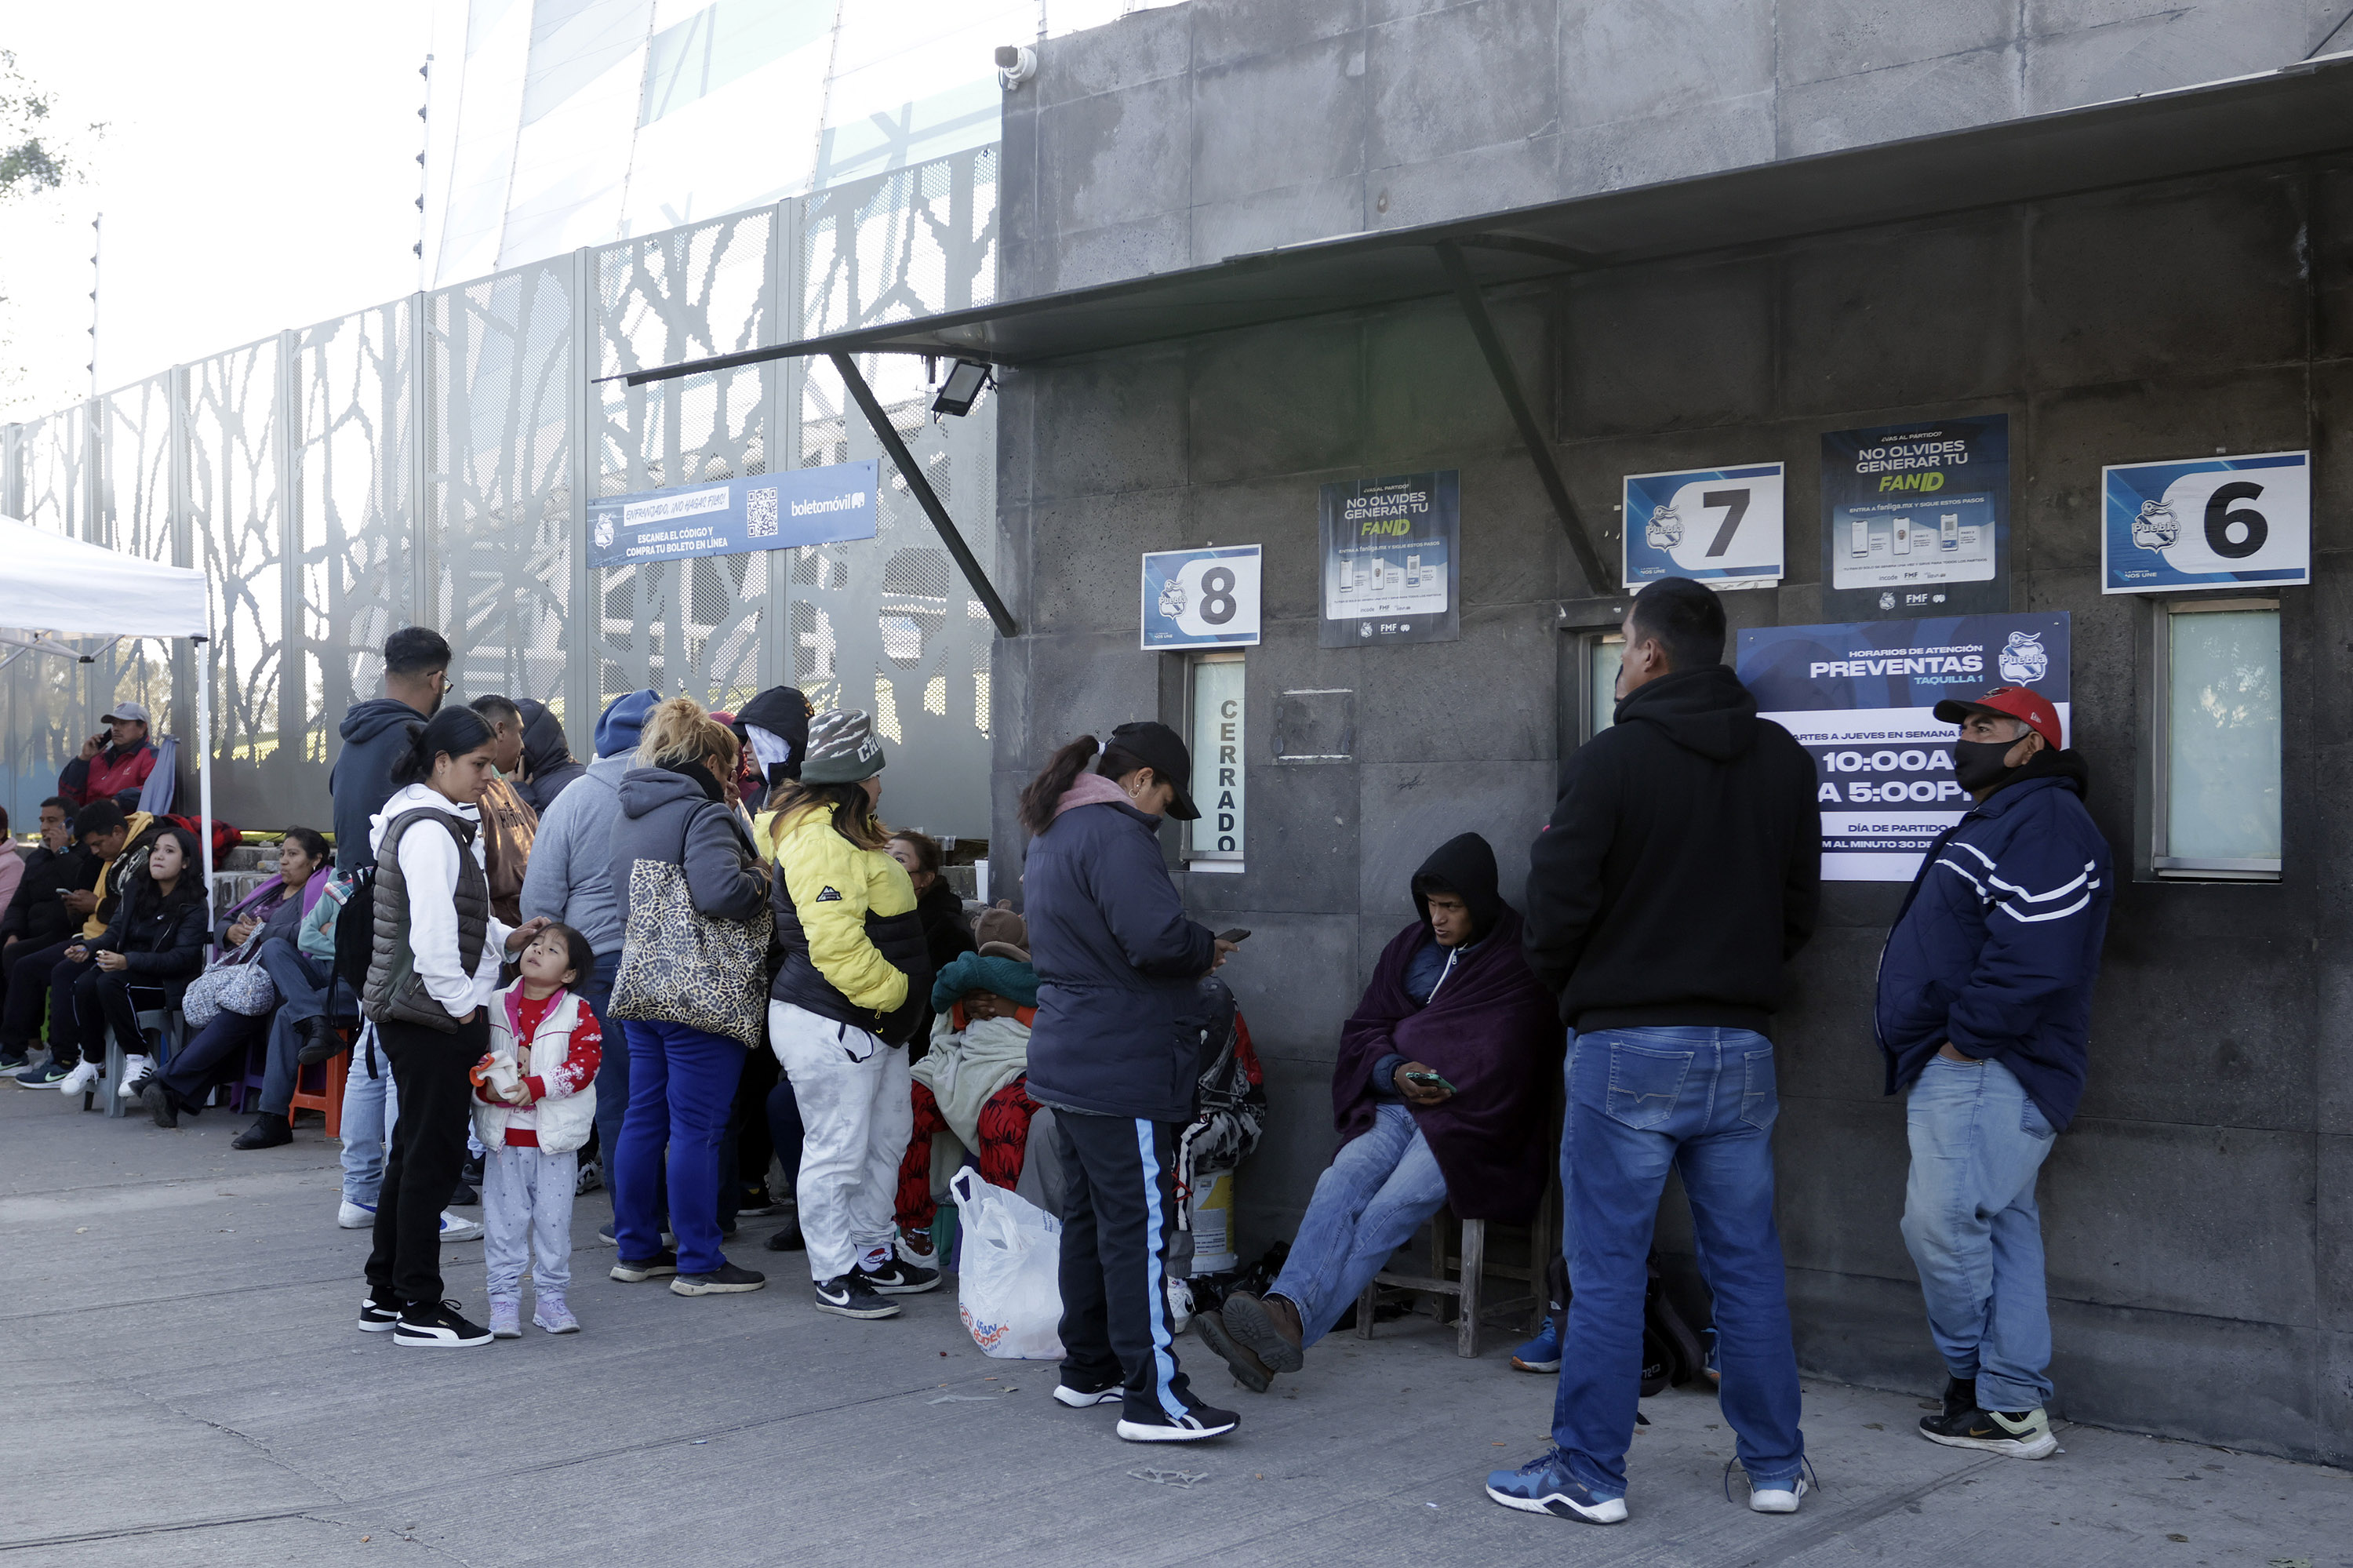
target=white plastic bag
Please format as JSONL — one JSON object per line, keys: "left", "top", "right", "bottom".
{"left": 951, "top": 1167, "right": 1065, "bottom": 1360}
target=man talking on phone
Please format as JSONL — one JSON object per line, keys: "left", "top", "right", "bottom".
{"left": 1194, "top": 832, "right": 1559, "bottom": 1391}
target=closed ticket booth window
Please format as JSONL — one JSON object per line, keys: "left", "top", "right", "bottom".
{"left": 2155, "top": 599, "right": 2281, "bottom": 879}
{"left": 1587, "top": 633, "right": 1624, "bottom": 740}
{"left": 1187, "top": 653, "right": 1246, "bottom": 866}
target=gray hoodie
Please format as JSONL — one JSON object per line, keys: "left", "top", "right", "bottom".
{"left": 520, "top": 751, "right": 631, "bottom": 955}
{"left": 332, "top": 697, "right": 429, "bottom": 872}
{"left": 606, "top": 766, "right": 769, "bottom": 937}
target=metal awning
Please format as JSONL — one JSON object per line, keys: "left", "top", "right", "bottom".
{"left": 609, "top": 53, "right": 2353, "bottom": 618}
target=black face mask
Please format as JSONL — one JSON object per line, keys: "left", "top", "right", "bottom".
{"left": 1952, "top": 738, "right": 2024, "bottom": 794}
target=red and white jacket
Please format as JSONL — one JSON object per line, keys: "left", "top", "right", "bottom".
{"left": 471, "top": 984, "right": 601, "bottom": 1154}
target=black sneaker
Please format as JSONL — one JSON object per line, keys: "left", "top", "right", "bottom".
{"left": 1053, "top": 1376, "right": 1124, "bottom": 1409}
{"left": 671, "top": 1262, "right": 766, "bottom": 1296}
{"left": 357, "top": 1292, "right": 402, "bottom": 1333}
{"left": 0, "top": 1053, "right": 29, "bottom": 1075}
{"left": 393, "top": 1298, "right": 492, "bottom": 1348}
{"left": 609, "top": 1250, "right": 679, "bottom": 1282}
{"left": 447, "top": 1181, "right": 478, "bottom": 1206}
{"left": 1939, "top": 1373, "right": 1977, "bottom": 1422}
{"left": 1918, "top": 1402, "right": 2059, "bottom": 1460}
{"left": 1192, "top": 1310, "right": 1275, "bottom": 1394}
{"left": 813, "top": 1274, "right": 900, "bottom": 1319}
{"left": 231, "top": 1113, "right": 291, "bottom": 1150}
{"left": 856, "top": 1257, "right": 940, "bottom": 1295}
{"left": 762, "top": 1219, "right": 805, "bottom": 1252}
{"left": 148, "top": 1084, "right": 180, "bottom": 1129}
{"left": 1116, "top": 1399, "right": 1238, "bottom": 1443}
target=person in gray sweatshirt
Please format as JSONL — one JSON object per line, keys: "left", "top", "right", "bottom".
{"left": 520, "top": 689, "right": 656, "bottom": 1208}
{"left": 331, "top": 628, "right": 451, "bottom": 872}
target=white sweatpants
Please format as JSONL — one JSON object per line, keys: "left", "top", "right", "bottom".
{"left": 769, "top": 1001, "right": 911, "bottom": 1282}
{"left": 482, "top": 1144, "right": 576, "bottom": 1302}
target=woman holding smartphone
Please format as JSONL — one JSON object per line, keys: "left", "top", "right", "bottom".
{"left": 1016, "top": 722, "right": 1237, "bottom": 1445}
{"left": 358, "top": 706, "right": 550, "bottom": 1350}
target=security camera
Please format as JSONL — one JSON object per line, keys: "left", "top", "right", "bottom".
{"left": 995, "top": 45, "right": 1037, "bottom": 90}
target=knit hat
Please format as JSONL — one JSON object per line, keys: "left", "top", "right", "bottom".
{"left": 595, "top": 688, "right": 659, "bottom": 760}
{"left": 973, "top": 904, "right": 1029, "bottom": 962}
{"left": 802, "top": 708, "right": 886, "bottom": 785}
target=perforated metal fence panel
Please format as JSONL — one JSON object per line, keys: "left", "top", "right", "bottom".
{"left": 2, "top": 148, "right": 1000, "bottom": 844}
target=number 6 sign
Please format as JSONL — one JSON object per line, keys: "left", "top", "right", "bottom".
{"left": 1142, "top": 545, "right": 1263, "bottom": 649}
{"left": 1623, "top": 463, "right": 1785, "bottom": 590}
{"left": 2102, "top": 451, "right": 2309, "bottom": 594}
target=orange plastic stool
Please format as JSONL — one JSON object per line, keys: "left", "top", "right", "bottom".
{"left": 288, "top": 1040, "right": 349, "bottom": 1138}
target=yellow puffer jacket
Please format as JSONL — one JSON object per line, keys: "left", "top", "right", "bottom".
{"left": 760, "top": 802, "right": 929, "bottom": 1040}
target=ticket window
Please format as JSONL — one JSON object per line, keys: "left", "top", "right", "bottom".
{"left": 2149, "top": 598, "right": 2281, "bottom": 882}
{"left": 1185, "top": 653, "right": 1246, "bottom": 871}
{"left": 1561, "top": 630, "right": 1624, "bottom": 747}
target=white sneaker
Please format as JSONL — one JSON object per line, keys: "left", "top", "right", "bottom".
{"left": 438, "top": 1210, "right": 484, "bottom": 1242}
{"left": 1166, "top": 1276, "right": 1195, "bottom": 1335}
{"left": 116, "top": 1055, "right": 154, "bottom": 1098}
{"left": 1749, "top": 1476, "right": 1809, "bottom": 1514}
{"left": 55, "top": 1059, "right": 99, "bottom": 1096}
{"left": 337, "top": 1201, "right": 377, "bottom": 1230}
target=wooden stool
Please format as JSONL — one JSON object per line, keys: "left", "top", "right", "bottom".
{"left": 287, "top": 1044, "right": 347, "bottom": 1138}
{"left": 1354, "top": 1185, "right": 1559, "bottom": 1359}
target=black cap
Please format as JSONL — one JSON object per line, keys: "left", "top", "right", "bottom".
{"left": 1108, "top": 720, "right": 1200, "bottom": 821}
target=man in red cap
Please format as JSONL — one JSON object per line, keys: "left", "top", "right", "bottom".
{"left": 1875, "top": 683, "right": 2111, "bottom": 1464}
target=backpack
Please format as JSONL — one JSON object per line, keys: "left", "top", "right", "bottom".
{"left": 1547, "top": 1249, "right": 1708, "bottom": 1396}
{"left": 333, "top": 864, "right": 378, "bottom": 999}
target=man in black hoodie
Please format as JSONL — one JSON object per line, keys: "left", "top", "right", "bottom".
{"left": 332, "top": 628, "right": 450, "bottom": 872}
{"left": 1489, "top": 577, "right": 1820, "bottom": 1528}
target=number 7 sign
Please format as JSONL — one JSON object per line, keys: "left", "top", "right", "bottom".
{"left": 1142, "top": 545, "right": 1264, "bottom": 649}
{"left": 1623, "top": 464, "right": 1785, "bottom": 590}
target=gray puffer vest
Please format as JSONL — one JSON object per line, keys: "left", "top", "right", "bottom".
{"left": 363, "top": 808, "right": 490, "bottom": 1032}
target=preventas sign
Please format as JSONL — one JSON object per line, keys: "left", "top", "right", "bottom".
{"left": 1737, "top": 613, "right": 2070, "bottom": 882}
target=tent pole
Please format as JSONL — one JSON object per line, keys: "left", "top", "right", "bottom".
{"left": 196, "top": 635, "right": 214, "bottom": 919}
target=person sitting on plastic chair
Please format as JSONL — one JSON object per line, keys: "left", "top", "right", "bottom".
{"left": 1192, "top": 833, "right": 1562, "bottom": 1392}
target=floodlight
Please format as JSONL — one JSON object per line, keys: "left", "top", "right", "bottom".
{"left": 932, "top": 359, "right": 992, "bottom": 417}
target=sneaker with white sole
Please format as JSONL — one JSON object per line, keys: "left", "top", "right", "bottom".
{"left": 438, "top": 1210, "right": 483, "bottom": 1242}
{"left": 357, "top": 1292, "right": 402, "bottom": 1333}
{"left": 813, "top": 1274, "right": 899, "bottom": 1319}
{"left": 488, "top": 1300, "right": 522, "bottom": 1339}
{"left": 14, "top": 1060, "right": 70, "bottom": 1088}
{"left": 1485, "top": 1446, "right": 1628, "bottom": 1525}
{"left": 1748, "top": 1475, "right": 1808, "bottom": 1514}
{"left": 1053, "top": 1377, "right": 1124, "bottom": 1408}
{"left": 856, "top": 1257, "right": 939, "bottom": 1295}
{"left": 54, "top": 1059, "right": 99, "bottom": 1096}
{"left": 394, "top": 1298, "right": 492, "bottom": 1349}
{"left": 1918, "top": 1403, "right": 2059, "bottom": 1460}
{"left": 671, "top": 1262, "right": 766, "bottom": 1296}
{"left": 1115, "top": 1398, "right": 1239, "bottom": 1444}
{"left": 610, "top": 1250, "right": 679, "bottom": 1282}
{"left": 116, "top": 1055, "right": 154, "bottom": 1098}
{"left": 1511, "top": 1314, "right": 1562, "bottom": 1373}
{"left": 337, "top": 1200, "right": 377, "bottom": 1230}
{"left": 533, "top": 1296, "right": 580, "bottom": 1334}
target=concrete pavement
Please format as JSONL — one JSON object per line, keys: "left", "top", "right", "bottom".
{"left": 2, "top": 1082, "right": 2346, "bottom": 1566}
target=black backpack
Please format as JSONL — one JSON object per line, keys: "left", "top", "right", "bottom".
{"left": 332, "top": 864, "right": 378, "bottom": 1000}
{"left": 1547, "top": 1249, "right": 1708, "bottom": 1396}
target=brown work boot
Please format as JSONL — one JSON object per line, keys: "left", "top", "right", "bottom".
{"left": 1221, "top": 1290, "right": 1305, "bottom": 1373}
{"left": 1193, "top": 1309, "right": 1275, "bottom": 1393}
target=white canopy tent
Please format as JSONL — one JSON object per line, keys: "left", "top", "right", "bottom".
{"left": 0, "top": 514, "right": 220, "bottom": 907}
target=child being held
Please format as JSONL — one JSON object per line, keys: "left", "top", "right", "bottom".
{"left": 471, "top": 922, "right": 601, "bottom": 1337}
{"left": 896, "top": 907, "right": 1042, "bottom": 1253}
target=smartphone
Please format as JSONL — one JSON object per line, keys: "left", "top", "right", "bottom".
{"left": 1892, "top": 517, "right": 1911, "bottom": 556}
{"left": 1403, "top": 1069, "right": 1457, "bottom": 1093}
{"left": 1215, "top": 928, "right": 1250, "bottom": 944}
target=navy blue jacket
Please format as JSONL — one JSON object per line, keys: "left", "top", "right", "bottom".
{"left": 1875, "top": 755, "right": 2111, "bottom": 1130}
{"left": 333, "top": 697, "right": 427, "bottom": 871}
{"left": 1022, "top": 790, "right": 1218, "bottom": 1124}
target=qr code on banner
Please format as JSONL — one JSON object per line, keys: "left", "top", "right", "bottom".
{"left": 746, "top": 486, "right": 780, "bottom": 539}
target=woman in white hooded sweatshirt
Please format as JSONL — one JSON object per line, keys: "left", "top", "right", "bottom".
{"left": 358, "top": 706, "right": 550, "bottom": 1349}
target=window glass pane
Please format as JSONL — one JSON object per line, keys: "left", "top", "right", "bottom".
{"left": 2167, "top": 608, "right": 2280, "bottom": 862}
{"left": 1189, "top": 659, "right": 1245, "bottom": 860}
{"left": 1587, "top": 635, "right": 1624, "bottom": 740}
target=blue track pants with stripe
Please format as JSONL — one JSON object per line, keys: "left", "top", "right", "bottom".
{"left": 1053, "top": 1112, "right": 1203, "bottom": 1422}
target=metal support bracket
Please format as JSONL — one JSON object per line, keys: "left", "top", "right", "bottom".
{"left": 1433, "top": 241, "right": 1615, "bottom": 593}
{"left": 827, "top": 351, "right": 1019, "bottom": 639}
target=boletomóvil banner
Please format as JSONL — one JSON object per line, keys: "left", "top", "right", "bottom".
{"left": 587, "top": 462, "right": 878, "bottom": 569}
{"left": 1737, "top": 613, "right": 2070, "bottom": 882}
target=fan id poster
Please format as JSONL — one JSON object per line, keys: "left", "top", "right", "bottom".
{"left": 1737, "top": 613, "right": 2070, "bottom": 882}
{"left": 1820, "top": 415, "right": 2009, "bottom": 620}
{"left": 2100, "top": 450, "right": 2309, "bottom": 594}
{"left": 1318, "top": 470, "right": 1460, "bottom": 646}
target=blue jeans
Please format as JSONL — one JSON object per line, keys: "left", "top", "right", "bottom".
{"left": 256, "top": 941, "right": 336, "bottom": 1115}
{"left": 1267, "top": 1102, "right": 1449, "bottom": 1347}
{"left": 1554, "top": 1027, "right": 1803, "bottom": 1498}
{"left": 613, "top": 1018, "right": 746, "bottom": 1275}
{"left": 340, "top": 1022, "right": 402, "bottom": 1207}
{"left": 1900, "top": 1054, "right": 2057, "bottom": 1413}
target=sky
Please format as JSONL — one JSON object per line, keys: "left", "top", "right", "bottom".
{"left": 0, "top": 2, "right": 434, "bottom": 423}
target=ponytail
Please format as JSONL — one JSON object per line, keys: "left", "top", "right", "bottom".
{"left": 1017, "top": 735, "right": 1103, "bottom": 836}
{"left": 388, "top": 706, "right": 496, "bottom": 786}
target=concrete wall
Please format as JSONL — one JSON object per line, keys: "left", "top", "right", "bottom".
{"left": 988, "top": 6, "right": 2353, "bottom": 1468}
{"left": 999, "top": 0, "right": 2351, "bottom": 295}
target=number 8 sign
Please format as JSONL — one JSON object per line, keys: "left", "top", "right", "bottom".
{"left": 1623, "top": 463, "right": 1785, "bottom": 590}
{"left": 1142, "top": 545, "right": 1264, "bottom": 649}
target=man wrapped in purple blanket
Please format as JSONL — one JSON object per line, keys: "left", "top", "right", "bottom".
{"left": 1193, "top": 831, "right": 1562, "bottom": 1392}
